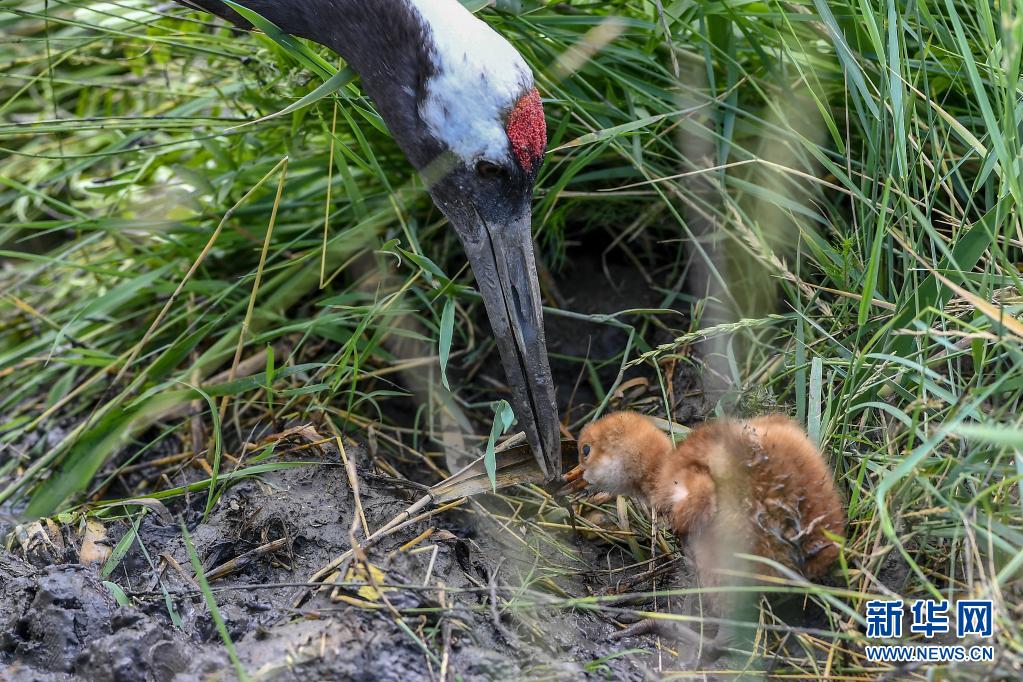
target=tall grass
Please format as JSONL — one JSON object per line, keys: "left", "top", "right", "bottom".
{"left": 2, "top": 0, "right": 1022, "bottom": 675}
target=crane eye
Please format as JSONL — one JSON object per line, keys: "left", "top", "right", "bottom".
{"left": 582, "top": 444, "right": 591, "bottom": 458}
{"left": 475, "top": 160, "right": 505, "bottom": 180}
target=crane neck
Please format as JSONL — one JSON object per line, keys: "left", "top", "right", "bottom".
{"left": 207, "top": 0, "right": 444, "bottom": 168}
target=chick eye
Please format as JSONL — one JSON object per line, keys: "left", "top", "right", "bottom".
{"left": 475, "top": 160, "right": 505, "bottom": 180}
{"left": 582, "top": 444, "right": 591, "bottom": 458}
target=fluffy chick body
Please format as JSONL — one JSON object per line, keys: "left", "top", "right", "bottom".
{"left": 574, "top": 411, "right": 844, "bottom": 584}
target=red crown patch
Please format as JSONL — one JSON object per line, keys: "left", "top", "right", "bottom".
{"left": 506, "top": 89, "right": 546, "bottom": 173}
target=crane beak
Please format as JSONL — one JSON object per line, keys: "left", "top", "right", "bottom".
{"left": 456, "top": 207, "right": 562, "bottom": 480}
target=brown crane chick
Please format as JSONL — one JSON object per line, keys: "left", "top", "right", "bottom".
{"left": 561, "top": 411, "right": 845, "bottom": 659}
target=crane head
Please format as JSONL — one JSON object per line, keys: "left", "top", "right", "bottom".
{"left": 399, "top": 2, "right": 560, "bottom": 479}
{"left": 418, "top": 85, "right": 560, "bottom": 480}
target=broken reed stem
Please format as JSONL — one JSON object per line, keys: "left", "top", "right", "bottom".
{"left": 206, "top": 537, "right": 290, "bottom": 581}
{"left": 305, "top": 494, "right": 461, "bottom": 586}
{"left": 438, "top": 582, "right": 451, "bottom": 682}
{"left": 335, "top": 434, "right": 369, "bottom": 539}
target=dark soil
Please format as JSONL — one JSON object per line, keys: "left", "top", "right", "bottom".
{"left": 0, "top": 442, "right": 686, "bottom": 681}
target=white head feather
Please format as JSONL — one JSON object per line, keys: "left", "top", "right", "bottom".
{"left": 406, "top": 0, "right": 534, "bottom": 164}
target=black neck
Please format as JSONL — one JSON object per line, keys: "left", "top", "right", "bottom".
{"left": 185, "top": 0, "right": 442, "bottom": 168}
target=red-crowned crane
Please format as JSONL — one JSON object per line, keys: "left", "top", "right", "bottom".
{"left": 182, "top": 0, "right": 561, "bottom": 478}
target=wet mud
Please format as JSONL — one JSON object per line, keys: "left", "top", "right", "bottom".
{"left": 1, "top": 437, "right": 680, "bottom": 681}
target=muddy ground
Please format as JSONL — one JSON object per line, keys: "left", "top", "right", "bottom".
{"left": 2, "top": 442, "right": 683, "bottom": 681}
{"left": 0, "top": 246, "right": 792, "bottom": 681}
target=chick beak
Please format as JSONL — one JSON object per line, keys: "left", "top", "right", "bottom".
{"left": 557, "top": 464, "right": 588, "bottom": 496}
